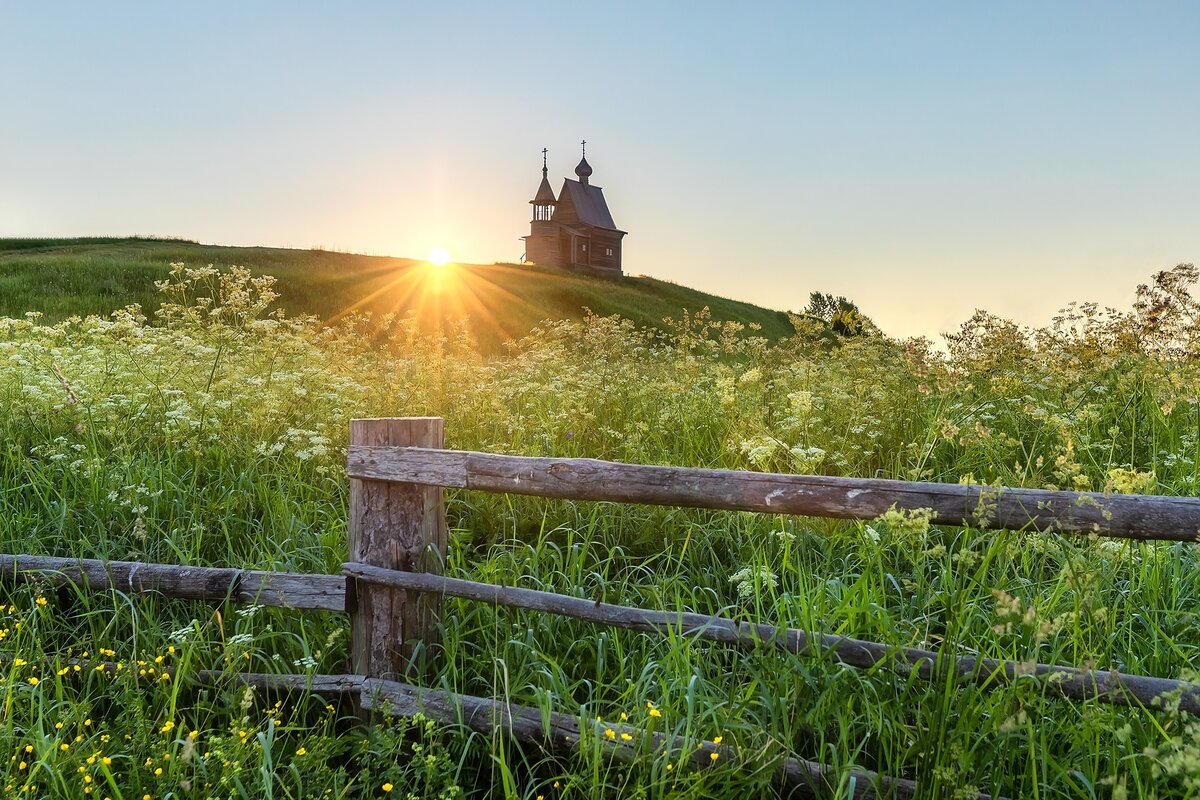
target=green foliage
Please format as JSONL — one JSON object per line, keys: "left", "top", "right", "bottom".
{"left": 0, "top": 263, "right": 1199, "bottom": 797}
{"left": 798, "top": 290, "right": 879, "bottom": 340}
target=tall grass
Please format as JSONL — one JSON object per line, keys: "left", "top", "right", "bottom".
{"left": 1, "top": 262, "right": 1199, "bottom": 798}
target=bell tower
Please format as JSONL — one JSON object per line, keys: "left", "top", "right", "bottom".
{"left": 523, "top": 148, "right": 560, "bottom": 265}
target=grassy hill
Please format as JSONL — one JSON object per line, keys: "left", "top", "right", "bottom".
{"left": 0, "top": 237, "right": 795, "bottom": 352}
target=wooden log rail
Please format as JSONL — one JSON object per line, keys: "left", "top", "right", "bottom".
{"left": 344, "top": 563, "right": 1200, "bottom": 716}
{"left": 212, "top": 670, "right": 1011, "bottom": 800}
{"left": 347, "top": 446, "right": 1200, "bottom": 541}
{"left": 0, "top": 554, "right": 346, "bottom": 612}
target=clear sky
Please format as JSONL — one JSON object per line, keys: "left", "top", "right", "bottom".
{"left": 2, "top": 2, "right": 1198, "bottom": 340}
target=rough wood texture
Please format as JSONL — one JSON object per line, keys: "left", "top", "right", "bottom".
{"left": 240, "top": 570, "right": 346, "bottom": 612}
{"left": 346, "top": 563, "right": 1200, "bottom": 716}
{"left": 348, "top": 418, "right": 446, "bottom": 683}
{"left": 347, "top": 446, "right": 1200, "bottom": 541}
{"left": 0, "top": 554, "right": 344, "bottom": 611}
{"left": 200, "top": 670, "right": 364, "bottom": 694}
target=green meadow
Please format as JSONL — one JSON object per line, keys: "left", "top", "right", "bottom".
{"left": 1, "top": 251, "right": 1200, "bottom": 798}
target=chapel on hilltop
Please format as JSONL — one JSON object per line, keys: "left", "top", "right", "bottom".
{"left": 522, "top": 142, "right": 626, "bottom": 275}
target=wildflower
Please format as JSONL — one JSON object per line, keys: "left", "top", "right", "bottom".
{"left": 35, "top": 597, "right": 47, "bottom": 607}
{"left": 713, "top": 735, "right": 723, "bottom": 745}
{"left": 710, "top": 752, "right": 719, "bottom": 762}
{"left": 604, "top": 729, "right": 615, "bottom": 739}
{"left": 620, "top": 732, "right": 632, "bottom": 741}
{"left": 382, "top": 783, "right": 393, "bottom": 792}
{"left": 160, "top": 721, "right": 174, "bottom": 733}
{"left": 26, "top": 677, "right": 38, "bottom": 686}
{"left": 295, "top": 747, "right": 306, "bottom": 756}
{"left": 728, "top": 566, "right": 777, "bottom": 599}
{"left": 874, "top": 504, "right": 936, "bottom": 537}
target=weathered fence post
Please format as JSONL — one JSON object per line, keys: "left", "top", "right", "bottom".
{"left": 348, "top": 417, "right": 446, "bottom": 689}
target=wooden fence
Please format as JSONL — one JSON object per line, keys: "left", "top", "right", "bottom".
{"left": 4, "top": 416, "right": 1200, "bottom": 800}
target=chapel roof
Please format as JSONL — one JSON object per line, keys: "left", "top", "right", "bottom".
{"left": 559, "top": 179, "right": 624, "bottom": 233}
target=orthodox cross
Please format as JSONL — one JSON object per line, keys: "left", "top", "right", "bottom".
{"left": 581, "top": 139, "right": 587, "bottom": 157}
{"left": 542, "top": 147, "right": 548, "bottom": 171}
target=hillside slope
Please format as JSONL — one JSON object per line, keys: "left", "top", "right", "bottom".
{"left": 0, "top": 238, "right": 796, "bottom": 351}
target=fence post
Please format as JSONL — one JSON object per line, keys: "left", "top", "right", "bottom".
{"left": 348, "top": 417, "right": 446, "bottom": 689}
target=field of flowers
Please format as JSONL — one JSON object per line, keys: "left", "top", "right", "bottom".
{"left": 2, "top": 262, "right": 1200, "bottom": 798}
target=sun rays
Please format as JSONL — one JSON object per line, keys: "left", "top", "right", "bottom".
{"left": 323, "top": 260, "right": 543, "bottom": 345}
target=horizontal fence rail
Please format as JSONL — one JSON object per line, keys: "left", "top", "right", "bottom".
{"left": 345, "top": 563, "right": 1200, "bottom": 716}
{"left": 0, "top": 555, "right": 346, "bottom": 612}
{"left": 357, "top": 677, "right": 950, "bottom": 800}
{"left": 347, "top": 446, "right": 1200, "bottom": 541}
{"left": 213, "top": 671, "right": 997, "bottom": 800}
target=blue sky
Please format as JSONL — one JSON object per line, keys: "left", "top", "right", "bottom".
{"left": 2, "top": 2, "right": 1198, "bottom": 339}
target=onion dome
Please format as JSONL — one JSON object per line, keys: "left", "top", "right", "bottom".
{"left": 574, "top": 157, "right": 593, "bottom": 178}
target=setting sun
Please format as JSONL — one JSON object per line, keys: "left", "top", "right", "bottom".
{"left": 427, "top": 247, "right": 451, "bottom": 267}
